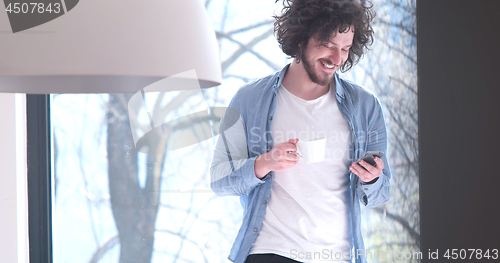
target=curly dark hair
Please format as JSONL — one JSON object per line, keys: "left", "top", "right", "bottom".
{"left": 274, "top": 0, "right": 375, "bottom": 72}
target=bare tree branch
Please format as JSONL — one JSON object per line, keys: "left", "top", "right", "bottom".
{"left": 76, "top": 96, "right": 100, "bottom": 247}
{"left": 375, "top": 19, "right": 416, "bottom": 37}
{"left": 155, "top": 229, "right": 209, "bottom": 263}
{"left": 374, "top": 35, "right": 417, "bottom": 65}
{"left": 88, "top": 235, "right": 120, "bottom": 263}
{"left": 389, "top": 76, "right": 417, "bottom": 96}
{"left": 223, "top": 74, "right": 252, "bottom": 83}
{"left": 154, "top": 91, "right": 199, "bottom": 124}
{"left": 218, "top": 28, "right": 280, "bottom": 71}
{"left": 373, "top": 207, "right": 420, "bottom": 247}
{"left": 226, "top": 19, "right": 274, "bottom": 35}
{"left": 366, "top": 242, "right": 417, "bottom": 250}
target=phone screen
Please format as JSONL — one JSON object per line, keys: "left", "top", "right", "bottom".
{"left": 356, "top": 151, "right": 384, "bottom": 169}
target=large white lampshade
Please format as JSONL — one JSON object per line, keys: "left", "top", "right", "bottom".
{"left": 0, "top": 0, "right": 221, "bottom": 93}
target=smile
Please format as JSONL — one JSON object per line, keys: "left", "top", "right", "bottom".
{"left": 321, "top": 61, "right": 335, "bottom": 69}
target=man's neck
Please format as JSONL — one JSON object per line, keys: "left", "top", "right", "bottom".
{"left": 281, "top": 60, "right": 334, "bottom": 100}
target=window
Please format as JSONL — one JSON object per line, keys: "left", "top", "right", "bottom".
{"left": 28, "top": 0, "right": 418, "bottom": 262}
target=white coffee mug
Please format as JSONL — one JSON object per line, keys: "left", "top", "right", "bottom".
{"left": 296, "top": 138, "right": 327, "bottom": 163}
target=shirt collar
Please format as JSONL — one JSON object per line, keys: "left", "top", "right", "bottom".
{"left": 334, "top": 72, "right": 346, "bottom": 102}
{"left": 273, "top": 64, "right": 290, "bottom": 93}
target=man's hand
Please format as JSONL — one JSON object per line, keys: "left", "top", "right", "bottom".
{"left": 349, "top": 156, "right": 384, "bottom": 183}
{"left": 254, "top": 138, "right": 300, "bottom": 179}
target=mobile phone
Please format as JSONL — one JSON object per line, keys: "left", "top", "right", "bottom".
{"left": 357, "top": 151, "right": 384, "bottom": 168}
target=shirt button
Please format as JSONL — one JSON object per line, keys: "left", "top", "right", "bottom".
{"left": 267, "top": 145, "right": 272, "bottom": 149}
{"left": 364, "top": 188, "right": 368, "bottom": 191}
{"left": 258, "top": 183, "right": 262, "bottom": 186}
{"left": 268, "top": 116, "right": 272, "bottom": 120}
{"left": 253, "top": 228, "right": 258, "bottom": 232}
{"left": 263, "top": 200, "right": 267, "bottom": 205}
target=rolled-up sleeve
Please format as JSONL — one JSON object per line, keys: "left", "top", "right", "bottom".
{"left": 210, "top": 96, "right": 266, "bottom": 196}
{"left": 357, "top": 96, "right": 392, "bottom": 207}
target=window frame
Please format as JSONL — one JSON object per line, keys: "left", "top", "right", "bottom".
{"left": 26, "top": 94, "right": 52, "bottom": 263}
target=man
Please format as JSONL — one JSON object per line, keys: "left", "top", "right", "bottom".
{"left": 211, "top": 0, "right": 391, "bottom": 262}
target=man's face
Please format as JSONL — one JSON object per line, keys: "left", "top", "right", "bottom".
{"left": 300, "top": 27, "right": 355, "bottom": 86}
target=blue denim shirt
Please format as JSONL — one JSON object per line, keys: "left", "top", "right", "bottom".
{"left": 210, "top": 64, "right": 391, "bottom": 263}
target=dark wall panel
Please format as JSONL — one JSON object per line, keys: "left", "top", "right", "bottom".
{"left": 418, "top": 0, "right": 500, "bottom": 261}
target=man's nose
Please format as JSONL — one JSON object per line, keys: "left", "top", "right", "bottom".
{"left": 328, "top": 49, "right": 343, "bottom": 66}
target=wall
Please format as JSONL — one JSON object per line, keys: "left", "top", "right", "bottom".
{"left": 0, "top": 94, "right": 28, "bottom": 263}
{"left": 419, "top": 0, "right": 500, "bottom": 261}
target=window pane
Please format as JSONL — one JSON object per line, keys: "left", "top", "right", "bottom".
{"left": 52, "top": 0, "right": 418, "bottom": 262}
{"left": 52, "top": 91, "right": 242, "bottom": 263}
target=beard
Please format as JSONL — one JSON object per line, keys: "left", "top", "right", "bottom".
{"left": 301, "top": 49, "right": 335, "bottom": 87}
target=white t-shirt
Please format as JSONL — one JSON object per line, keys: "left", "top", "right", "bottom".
{"left": 250, "top": 84, "right": 353, "bottom": 262}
